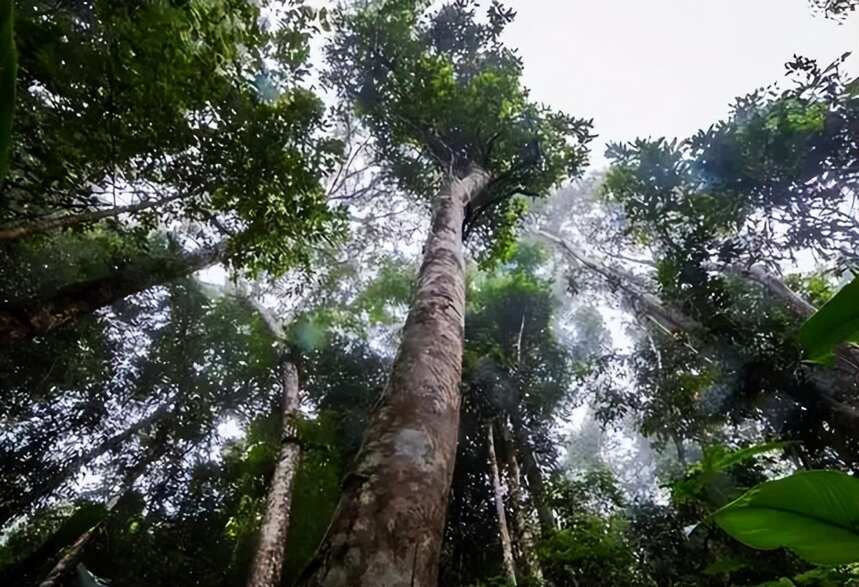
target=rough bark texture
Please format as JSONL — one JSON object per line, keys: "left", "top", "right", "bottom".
{"left": 0, "top": 193, "right": 186, "bottom": 241}
{"left": 297, "top": 167, "right": 490, "bottom": 587}
{"left": 488, "top": 423, "right": 518, "bottom": 586}
{"left": 246, "top": 360, "right": 302, "bottom": 587}
{"left": 0, "top": 241, "right": 226, "bottom": 343}
{"left": 0, "top": 395, "right": 177, "bottom": 529}
{"left": 500, "top": 423, "right": 543, "bottom": 583}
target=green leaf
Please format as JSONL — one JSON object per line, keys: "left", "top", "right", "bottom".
{"left": 0, "top": 0, "right": 16, "bottom": 177}
{"left": 713, "top": 470, "right": 859, "bottom": 566}
{"left": 800, "top": 274, "right": 859, "bottom": 363}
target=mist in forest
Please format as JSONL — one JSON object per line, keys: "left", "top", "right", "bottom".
{"left": 1, "top": 1, "right": 858, "bottom": 586}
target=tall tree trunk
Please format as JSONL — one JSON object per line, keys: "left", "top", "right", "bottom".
{"left": 0, "top": 393, "right": 178, "bottom": 529}
{"left": 487, "top": 422, "right": 518, "bottom": 586}
{"left": 0, "top": 240, "right": 226, "bottom": 343}
{"left": 500, "top": 423, "right": 543, "bottom": 584}
{"left": 297, "top": 166, "right": 490, "bottom": 587}
{"left": 0, "top": 193, "right": 186, "bottom": 241}
{"left": 246, "top": 359, "right": 302, "bottom": 587}
{"left": 510, "top": 417, "right": 555, "bottom": 539}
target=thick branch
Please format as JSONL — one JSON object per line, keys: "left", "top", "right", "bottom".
{"left": 0, "top": 240, "right": 227, "bottom": 343}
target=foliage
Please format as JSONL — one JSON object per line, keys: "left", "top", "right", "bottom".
{"left": 672, "top": 442, "right": 789, "bottom": 508}
{"left": 605, "top": 55, "right": 859, "bottom": 268}
{"left": 800, "top": 273, "right": 859, "bottom": 363}
{"left": 5, "top": 0, "right": 344, "bottom": 274}
{"left": 325, "top": 0, "right": 592, "bottom": 261}
{"left": 714, "top": 470, "right": 859, "bottom": 566}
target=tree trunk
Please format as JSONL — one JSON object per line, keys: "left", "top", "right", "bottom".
{"left": 512, "top": 422, "right": 555, "bottom": 539}
{"left": 37, "top": 522, "right": 103, "bottom": 587}
{"left": 488, "top": 422, "right": 518, "bottom": 586}
{"left": 0, "top": 240, "right": 226, "bottom": 343}
{"left": 500, "top": 423, "right": 543, "bottom": 584}
{"left": 673, "top": 434, "right": 688, "bottom": 469}
{"left": 296, "top": 166, "right": 490, "bottom": 587}
{"left": 246, "top": 359, "right": 302, "bottom": 587}
{"left": 37, "top": 459, "right": 150, "bottom": 587}
{"left": 0, "top": 193, "right": 186, "bottom": 241}
{"left": 0, "top": 393, "right": 178, "bottom": 530}
{"left": 713, "top": 263, "right": 859, "bottom": 375}
{"left": 537, "top": 230, "right": 702, "bottom": 334}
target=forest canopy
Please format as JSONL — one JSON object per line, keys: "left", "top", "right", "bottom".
{"left": 0, "top": 1, "right": 858, "bottom": 586}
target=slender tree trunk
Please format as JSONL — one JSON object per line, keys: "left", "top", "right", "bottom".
{"left": 500, "top": 423, "right": 543, "bottom": 584}
{"left": 540, "top": 230, "right": 859, "bottom": 378}
{"left": 246, "top": 359, "right": 302, "bottom": 587}
{"left": 297, "top": 166, "right": 490, "bottom": 587}
{"left": 38, "top": 521, "right": 103, "bottom": 587}
{"left": 537, "top": 230, "right": 701, "bottom": 334}
{"left": 487, "top": 422, "right": 518, "bottom": 586}
{"left": 0, "top": 394, "right": 177, "bottom": 530}
{"left": 37, "top": 459, "right": 150, "bottom": 587}
{"left": 0, "top": 193, "right": 186, "bottom": 241}
{"left": 672, "top": 434, "right": 688, "bottom": 469}
{"left": 510, "top": 416, "right": 555, "bottom": 539}
{"left": 0, "top": 240, "right": 226, "bottom": 343}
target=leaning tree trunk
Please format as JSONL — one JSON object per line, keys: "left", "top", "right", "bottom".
{"left": 0, "top": 393, "right": 178, "bottom": 529}
{"left": 500, "top": 423, "right": 543, "bottom": 583}
{"left": 488, "top": 422, "right": 518, "bottom": 586}
{"left": 37, "top": 458, "right": 151, "bottom": 587}
{"left": 0, "top": 192, "right": 186, "bottom": 241}
{"left": 297, "top": 166, "right": 490, "bottom": 587}
{"left": 0, "top": 240, "right": 226, "bottom": 343}
{"left": 246, "top": 359, "right": 302, "bottom": 587}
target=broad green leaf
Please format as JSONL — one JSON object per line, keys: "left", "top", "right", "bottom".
{"left": 714, "top": 470, "right": 859, "bottom": 566}
{"left": 800, "top": 274, "right": 859, "bottom": 363}
{"left": 0, "top": 0, "right": 15, "bottom": 177}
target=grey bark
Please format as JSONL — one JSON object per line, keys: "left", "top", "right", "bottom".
{"left": 488, "top": 422, "right": 518, "bottom": 586}
{"left": 246, "top": 359, "right": 302, "bottom": 587}
{"left": 297, "top": 166, "right": 491, "bottom": 587}
{"left": 500, "top": 423, "right": 544, "bottom": 583}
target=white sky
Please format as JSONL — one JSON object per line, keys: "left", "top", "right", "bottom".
{"left": 502, "top": 0, "right": 859, "bottom": 168}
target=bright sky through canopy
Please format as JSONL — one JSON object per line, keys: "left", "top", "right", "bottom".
{"left": 503, "top": 0, "right": 859, "bottom": 168}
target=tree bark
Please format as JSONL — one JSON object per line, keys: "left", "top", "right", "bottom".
{"left": 537, "top": 230, "right": 702, "bottom": 334}
{"left": 0, "top": 240, "right": 226, "bottom": 343}
{"left": 296, "top": 166, "right": 490, "bottom": 587}
{"left": 499, "top": 423, "right": 543, "bottom": 584}
{"left": 0, "top": 394, "right": 178, "bottom": 530}
{"left": 0, "top": 193, "right": 186, "bottom": 241}
{"left": 510, "top": 418, "right": 555, "bottom": 539}
{"left": 539, "top": 230, "right": 859, "bottom": 378}
{"left": 246, "top": 359, "right": 302, "bottom": 587}
{"left": 487, "top": 422, "right": 518, "bottom": 586}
